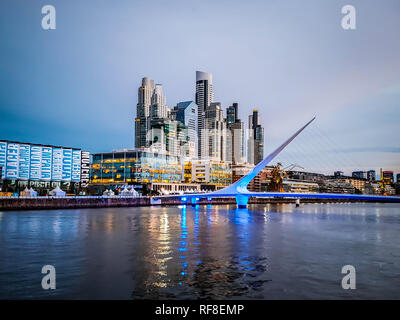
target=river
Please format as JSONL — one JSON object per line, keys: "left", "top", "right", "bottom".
{"left": 0, "top": 203, "right": 399, "bottom": 299}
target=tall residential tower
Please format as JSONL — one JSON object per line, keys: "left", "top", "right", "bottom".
{"left": 226, "top": 103, "right": 245, "bottom": 164}
{"left": 247, "top": 109, "right": 264, "bottom": 165}
{"left": 195, "top": 71, "right": 213, "bottom": 158}
{"left": 135, "top": 77, "right": 155, "bottom": 148}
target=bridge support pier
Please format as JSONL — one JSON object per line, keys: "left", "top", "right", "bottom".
{"left": 235, "top": 195, "right": 249, "bottom": 209}
{"left": 191, "top": 197, "right": 198, "bottom": 207}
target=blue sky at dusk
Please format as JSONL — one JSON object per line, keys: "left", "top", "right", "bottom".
{"left": 0, "top": 0, "right": 399, "bottom": 175}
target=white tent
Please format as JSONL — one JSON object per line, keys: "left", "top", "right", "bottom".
{"left": 103, "top": 189, "right": 115, "bottom": 196}
{"left": 120, "top": 186, "right": 139, "bottom": 197}
{"left": 20, "top": 187, "right": 37, "bottom": 197}
{"left": 49, "top": 186, "right": 66, "bottom": 197}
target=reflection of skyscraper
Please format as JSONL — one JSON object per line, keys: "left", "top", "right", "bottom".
{"left": 247, "top": 109, "right": 264, "bottom": 165}
{"left": 135, "top": 77, "right": 154, "bottom": 148}
{"left": 226, "top": 103, "right": 244, "bottom": 164}
{"left": 195, "top": 71, "right": 213, "bottom": 158}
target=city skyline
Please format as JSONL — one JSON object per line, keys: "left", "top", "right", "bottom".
{"left": 0, "top": 0, "right": 399, "bottom": 175}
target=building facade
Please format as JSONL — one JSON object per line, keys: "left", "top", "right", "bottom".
{"left": 0, "top": 140, "right": 90, "bottom": 195}
{"left": 90, "top": 150, "right": 185, "bottom": 195}
{"left": 185, "top": 159, "right": 232, "bottom": 188}
{"left": 171, "top": 101, "right": 198, "bottom": 159}
{"left": 203, "top": 102, "right": 228, "bottom": 161}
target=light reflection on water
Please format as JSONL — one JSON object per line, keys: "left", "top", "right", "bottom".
{"left": 0, "top": 203, "right": 400, "bottom": 299}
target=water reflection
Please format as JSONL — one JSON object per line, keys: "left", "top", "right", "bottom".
{"left": 1, "top": 203, "right": 400, "bottom": 299}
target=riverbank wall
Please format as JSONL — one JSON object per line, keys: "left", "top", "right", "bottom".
{"left": 1, "top": 196, "right": 396, "bottom": 211}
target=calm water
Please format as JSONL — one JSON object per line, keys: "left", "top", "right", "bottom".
{"left": 0, "top": 203, "right": 400, "bottom": 300}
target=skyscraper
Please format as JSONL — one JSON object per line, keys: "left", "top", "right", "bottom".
{"left": 150, "top": 84, "right": 169, "bottom": 119}
{"left": 195, "top": 71, "right": 213, "bottom": 158}
{"left": 172, "top": 101, "right": 198, "bottom": 159}
{"left": 226, "top": 103, "right": 244, "bottom": 164}
{"left": 135, "top": 77, "right": 154, "bottom": 148}
{"left": 247, "top": 109, "right": 264, "bottom": 165}
{"left": 203, "top": 102, "right": 227, "bottom": 161}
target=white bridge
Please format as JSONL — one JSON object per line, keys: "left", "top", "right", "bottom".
{"left": 158, "top": 117, "right": 400, "bottom": 208}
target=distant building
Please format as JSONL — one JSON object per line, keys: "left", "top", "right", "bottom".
{"left": 367, "top": 170, "right": 376, "bottom": 181}
{"left": 283, "top": 180, "right": 319, "bottom": 193}
{"left": 383, "top": 171, "right": 394, "bottom": 185}
{"left": 247, "top": 109, "right": 264, "bottom": 165}
{"left": 319, "top": 180, "right": 355, "bottom": 194}
{"left": 352, "top": 170, "right": 366, "bottom": 179}
{"left": 232, "top": 163, "right": 270, "bottom": 192}
{"left": 395, "top": 181, "right": 400, "bottom": 195}
{"left": 287, "top": 170, "right": 326, "bottom": 182}
{"left": 334, "top": 171, "right": 344, "bottom": 178}
{"left": 397, "top": 173, "right": 400, "bottom": 183}
{"left": 364, "top": 182, "right": 381, "bottom": 195}
{"left": 342, "top": 177, "right": 367, "bottom": 193}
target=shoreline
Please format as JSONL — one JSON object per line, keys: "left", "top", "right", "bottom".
{"left": 1, "top": 196, "right": 399, "bottom": 211}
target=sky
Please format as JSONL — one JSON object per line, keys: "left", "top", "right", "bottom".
{"left": 0, "top": 0, "right": 399, "bottom": 176}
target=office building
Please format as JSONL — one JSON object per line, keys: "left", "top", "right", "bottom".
{"left": 185, "top": 159, "right": 231, "bottom": 189}
{"left": 90, "top": 149, "right": 183, "bottom": 186}
{"left": 147, "top": 118, "right": 188, "bottom": 157}
{"left": 0, "top": 140, "right": 90, "bottom": 194}
{"left": 247, "top": 109, "right": 264, "bottom": 165}
{"left": 203, "top": 102, "right": 228, "bottom": 161}
{"left": 226, "top": 103, "right": 245, "bottom": 164}
{"left": 171, "top": 101, "right": 198, "bottom": 159}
